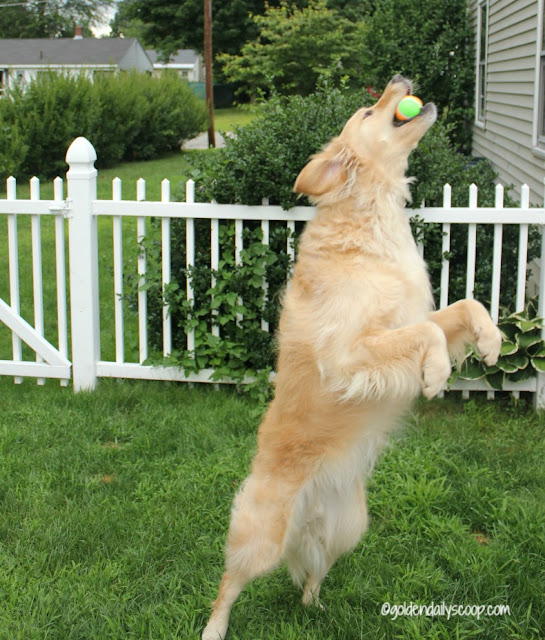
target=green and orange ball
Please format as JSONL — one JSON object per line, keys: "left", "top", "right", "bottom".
{"left": 395, "top": 95, "right": 423, "bottom": 121}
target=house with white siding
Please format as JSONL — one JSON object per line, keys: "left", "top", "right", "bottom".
{"left": 0, "top": 34, "right": 152, "bottom": 97}
{"left": 471, "top": 0, "right": 545, "bottom": 204}
{"left": 146, "top": 49, "right": 204, "bottom": 82}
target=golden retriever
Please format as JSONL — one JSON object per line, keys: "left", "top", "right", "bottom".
{"left": 202, "top": 75, "right": 501, "bottom": 640}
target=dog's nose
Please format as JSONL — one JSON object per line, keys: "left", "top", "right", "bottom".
{"left": 390, "top": 74, "right": 406, "bottom": 84}
{"left": 389, "top": 75, "right": 412, "bottom": 95}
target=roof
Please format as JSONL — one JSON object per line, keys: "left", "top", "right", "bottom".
{"left": 146, "top": 49, "right": 199, "bottom": 66}
{"left": 0, "top": 38, "right": 145, "bottom": 66}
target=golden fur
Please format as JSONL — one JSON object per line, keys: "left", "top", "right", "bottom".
{"left": 202, "top": 76, "right": 501, "bottom": 640}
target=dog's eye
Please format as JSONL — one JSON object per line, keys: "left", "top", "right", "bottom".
{"left": 362, "top": 110, "right": 373, "bottom": 119}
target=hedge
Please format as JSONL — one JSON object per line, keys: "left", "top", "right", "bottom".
{"left": 0, "top": 70, "right": 208, "bottom": 181}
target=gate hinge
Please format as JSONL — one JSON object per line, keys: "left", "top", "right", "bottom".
{"left": 48, "top": 198, "right": 73, "bottom": 218}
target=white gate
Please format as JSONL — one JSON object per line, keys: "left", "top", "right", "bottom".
{"left": 0, "top": 175, "right": 70, "bottom": 385}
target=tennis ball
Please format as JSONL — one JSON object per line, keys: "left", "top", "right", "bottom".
{"left": 395, "top": 95, "right": 423, "bottom": 121}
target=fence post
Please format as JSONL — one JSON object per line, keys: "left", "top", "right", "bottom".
{"left": 536, "top": 211, "right": 545, "bottom": 410}
{"left": 66, "top": 137, "right": 100, "bottom": 391}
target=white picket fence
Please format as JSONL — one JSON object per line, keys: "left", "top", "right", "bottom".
{"left": 1, "top": 137, "right": 545, "bottom": 406}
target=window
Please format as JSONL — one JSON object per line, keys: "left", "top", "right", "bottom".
{"left": 535, "top": 0, "right": 545, "bottom": 149}
{"left": 476, "top": 0, "right": 488, "bottom": 124}
{"left": 0, "top": 69, "right": 7, "bottom": 97}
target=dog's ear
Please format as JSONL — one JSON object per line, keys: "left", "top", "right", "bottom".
{"left": 293, "top": 150, "right": 348, "bottom": 197}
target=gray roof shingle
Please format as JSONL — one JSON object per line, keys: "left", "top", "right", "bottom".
{"left": 0, "top": 38, "right": 143, "bottom": 66}
{"left": 145, "top": 49, "right": 199, "bottom": 66}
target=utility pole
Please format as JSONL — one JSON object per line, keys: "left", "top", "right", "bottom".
{"left": 204, "top": 0, "right": 215, "bottom": 148}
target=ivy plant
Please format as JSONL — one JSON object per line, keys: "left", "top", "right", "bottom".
{"left": 126, "top": 220, "right": 295, "bottom": 401}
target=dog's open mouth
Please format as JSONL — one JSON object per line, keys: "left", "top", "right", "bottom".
{"left": 393, "top": 115, "right": 417, "bottom": 127}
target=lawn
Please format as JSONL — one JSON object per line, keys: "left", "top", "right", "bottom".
{"left": 0, "top": 150, "right": 208, "bottom": 202}
{"left": 213, "top": 106, "right": 261, "bottom": 132}
{"left": 0, "top": 380, "right": 543, "bottom": 639}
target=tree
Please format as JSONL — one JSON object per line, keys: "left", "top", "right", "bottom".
{"left": 0, "top": 1, "right": 39, "bottom": 37}
{"left": 111, "top": 0, "right": 306, "bottom": 74}
{"left": 219, "top": 0, "right": 366, "bottom": 97}
{"left": 360, "top": 0, "right": 475, "bottom": 152}
{"left": 0, "top": 0, "right": 114, "bottom": 38}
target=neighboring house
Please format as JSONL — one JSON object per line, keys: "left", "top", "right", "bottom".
{"left": 146, "top": 49, "right": 204, "bottom": 82}
{"left": 0, "top": 35, "right": 153, "bottom": 96}
{"left": 471, "top": 0, "right": 545, "bottom": 204}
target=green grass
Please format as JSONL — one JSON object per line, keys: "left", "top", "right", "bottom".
{"left": 214, "top": 106, "right": 260, "bottom": 131}
{"left": 0, "top": 382, "right": 543, "bottom": 639}
{"left": 0, "top": 150, "right": 209, "bottom": 202}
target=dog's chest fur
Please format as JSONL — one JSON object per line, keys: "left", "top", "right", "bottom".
{"left": 294, "top": 199, "right": 434, "bottom": 332}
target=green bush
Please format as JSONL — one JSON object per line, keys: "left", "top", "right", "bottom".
{"left": 121, "top": 72, "right": 208, "bottom": 160}
{"left": 0, "top": 95, "right": 28, "bottom": 178}
{"left": 359, "top": 0, "right": 475, "bottom": 152}
{"left": 194, "top": 86, "right": 540, "bottom": 306}
{"left": 125, "top": 219, "right": 294, "bottom": 400}
{"left": 192, "top": 80, "right": 368, "bottom": 209}
{"left": 5, "top": 73, "right": 101, "bottom": 178}
{"left": 193, "top": 84, "right": 500, "bottom": 212}
{"left": 91, "top": 72, "right": 146, "bottom": 166}
{"left": 0, "top": 71, "right": 208, "bottom": 181}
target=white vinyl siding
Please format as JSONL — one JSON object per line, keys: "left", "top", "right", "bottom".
{"left": 472, "top": 0, "right": 545, "bottom": 204}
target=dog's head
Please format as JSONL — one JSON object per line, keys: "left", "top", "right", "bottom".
{"left": 293, "top": 75, "right": 436, "bottom": 203}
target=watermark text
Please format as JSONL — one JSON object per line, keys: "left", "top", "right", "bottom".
{"left": 381, "top": 601, "right": 510, "bottom": 621}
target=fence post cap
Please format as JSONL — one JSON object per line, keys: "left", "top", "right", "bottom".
{"left": 66, "top": 137, "right": 97, "bottom": 165}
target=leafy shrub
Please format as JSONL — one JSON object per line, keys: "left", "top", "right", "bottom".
{"left": 90, "top": 72, "right": 146, "bottom": 166}
{"left": 5, "top": 73, "right": 101, "bottom": 178}
{"left": 0, "top": 96, "right": 28, "bottom": 178}
{"left": 125, "top": 220, "right": 294, "bottom": 400}
{"left": 359, "top": 0, "right": 475, "bottom": 152}
{"left": 192, "top": 80, "right": 368, "bottom": 209}
{"left": 112, "top": 71, "right": 208, "bottom": 161}
{"left": 456, "top": 299, "right": 545, "bottom": 390}
{"left": 193, "top": 84, "right": 502, "bottom": 211}
{"left": 0, "top": 70, "right": 208, "bottom": 181}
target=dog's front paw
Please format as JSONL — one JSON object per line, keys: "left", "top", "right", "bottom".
{"left": 422, "top": 328, "right": 451, "bottom": 399}
{"left": 476, "top": 323, "right": 502, "bottom": 367}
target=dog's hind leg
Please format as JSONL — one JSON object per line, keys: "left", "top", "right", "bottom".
{"left": 302, "top": 569, "right": 328, "bottom": 607}
{"left": 202, "top": 474, "right": 289, "bottom": 640}
{"left": 292, "top": 478, "right": 369, "bottom": 608}
{"left": 202, "top": 572, "right": 247, "bottom": 640}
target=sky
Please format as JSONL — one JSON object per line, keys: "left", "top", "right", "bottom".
{"left": 90, "top": 4, "right": 116, "bottom": 37}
